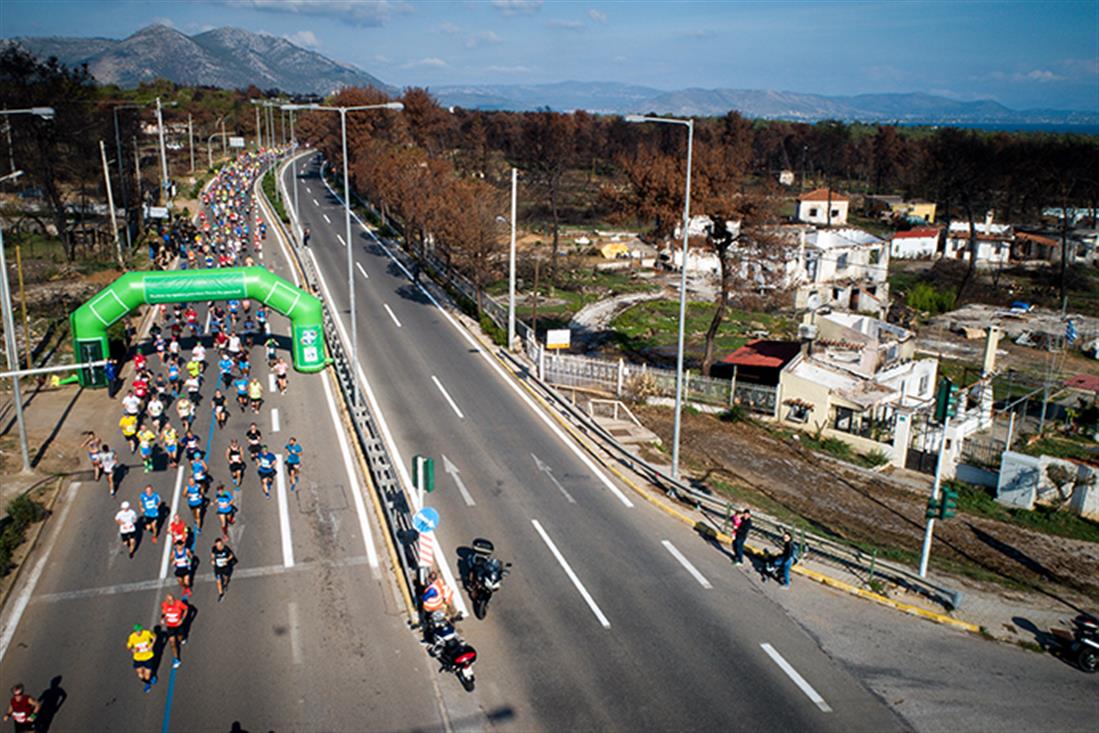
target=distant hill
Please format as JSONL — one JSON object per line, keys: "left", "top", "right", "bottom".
{"left": 10, "top": 24, "right": 393, "bottom": 96}
{"left": 433, "top": 81, "right": 1099, "bottom": 127}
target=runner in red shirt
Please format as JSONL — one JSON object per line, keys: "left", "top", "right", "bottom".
{"left": 3, "top": 684, "right": 39, "bottom": 732}
{"left": 132, "top": 375, "right": 149, "bottom": 402}
{"left": 133, "top": 352, "right": 147, "bottom": 373}
{"left": 168, "top": 514, "right": 188, "bottom": 547}
{"left": 161, "top": 593, "right": 189, "bottom": 668}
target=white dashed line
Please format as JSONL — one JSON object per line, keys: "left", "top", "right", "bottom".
{"left": 661, "top": 540, "right": 712, "bottom": 589}
{"left": 268, "top": 373, "right": 276, "bottom": 392}
{"left": 323, "top": 213, "right": 331, "bottom": 224}
{"left": 431, "top": 375, "right": 464, "bottom": 419}
{"left": 337, "top": 234, "right": 345, "bottom": 246}
{"left": 383, "top": 304, "right": 402, "bottom": 328}
{"left": 312, "top": 198, "right": 319, "bottom": 207}
{"left": 355, "top": 262, "right": 369, "bottom": 279}
{"left": 760, "top": 643, "right": 833, "bottom": 713}
{"left": 532, "top": 519, "right": 610, "bottom": 629}
{"left": 271, "top": 407, "right": 280, "bottom": 433}
{"left": 276, "top": 454, "right": 294, "bottom": 568}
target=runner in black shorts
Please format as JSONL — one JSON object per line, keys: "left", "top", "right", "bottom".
{"left": 245, "top": 423, "right": 262, "bottom": 463}
{"left": 211, "top": 389, "right": 228, "bottom": 429}
{"left": 211, "top": 538, "right": 236, "bottom": 601}
{"left": 226, "top": 438, "right": 246, "bottom": 487}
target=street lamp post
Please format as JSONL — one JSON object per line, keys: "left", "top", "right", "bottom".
{"left": 288, "top": 110, "right": 299, "bottom": 239}
{"left": 508, "top": 167, "right": 518, "bottom": 351}
{"left": 0, "top": 106, "right": 54, "bottom": 473}
{"left": 625, "top": 114, "right": 693, "bottom": 480}
{"left": 155, "top": 97, "right": 169, "bottom": 203}
{"left": 282, "top": 102, "right": 403, "bottom": 407}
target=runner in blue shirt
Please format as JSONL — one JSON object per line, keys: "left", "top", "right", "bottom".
{"left": 233, "top": 376, "right": 250, "bottom": 412}
{"left": 139, "top": 485, "right": 162, "bottom": 543}
{"left": 215, "top": 484, "right": 236, "bottom": 539}
{"left": 191, "top": 450, "right": 209, "bottom": 487}
{"left": 256, "top": 446, "right": 277, "bottom": 499}
{"left": 218, "top": 355, "right": 234, "bottom": 387}
{"left": 284, "top": 437, "right": 302, "bottom": 491}
{"left": 184, "top": 477, "right": 205, "bottom": 534}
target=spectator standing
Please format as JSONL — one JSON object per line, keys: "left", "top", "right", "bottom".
{"left": 733, "top": 509, "right": 751, "bottom": 566}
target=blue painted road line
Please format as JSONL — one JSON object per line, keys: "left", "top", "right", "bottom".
{"left": 160, "top": 664, "right": 179, "bottom": 733}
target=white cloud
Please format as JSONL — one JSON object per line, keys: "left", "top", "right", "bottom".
{"left": 286, "top": 30, "right": 320, "bottom": 48}
{"left": 439, "top": 21, "right": 460, "bottom": 34}
{"left": 547, "top": 19, "right": 584, "bottom": 30}
{"left": 230, "top": 1, "right": 408, "bottom": 28}
{"left": 588, "top": 9, "right": 606, "bottom": 23}
{"left": 990, "top": 68, "right": 1064, "bottom": 83}
{"left": 150, "top": 16, "right": 177, "bottom": 28}
{"left": 491, "top": 0, "right": 543, "bottom": 16}
{"left": 465, "top": 30, "right": 503, "bottom": 48}
{"left": 403, "top": 57, "right": 448, "bottom": 69}
{"left": 486, "top": 64, "right": 532, "bottom": 74}
{"left": 372, "top": 53, "right": 391, "bottom": 64}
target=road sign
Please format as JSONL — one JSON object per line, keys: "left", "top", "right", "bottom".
{"left": 412, "top": 507, "right": 439, "bottom": 534}
{"left": 229, "top": 136, "right": 245, "bottom": 148}
{"left": 546, "top": 328, "right": 571, "bottom": 350}
{"left": 417, "top": 532, "right": 435, "bottom": 568}
{"left": 146, "top": 206, "right": 169, "bottom": 219}
{"left": 413, "top": 454, "right": 435, "bottom": 493}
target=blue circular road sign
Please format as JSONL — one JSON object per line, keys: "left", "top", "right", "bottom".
{"left": 412, "top": 507, "right": 440, "bottom": 534}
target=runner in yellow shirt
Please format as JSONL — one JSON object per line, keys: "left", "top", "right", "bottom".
{"left": 126, "top": 624, "right": 158, "bottom": 692}
{"left": 119, "top": 414, "right": 138, "bottom": 454}
{"left": 137, "top": 425, "right": 158, "bottom": 473}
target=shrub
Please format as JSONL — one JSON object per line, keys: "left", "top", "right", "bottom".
{"left": 0, "top": 495, "right": 46, "bottom": 576}
{"left": 906, "top": 282, "right": 956, "bottom": 315}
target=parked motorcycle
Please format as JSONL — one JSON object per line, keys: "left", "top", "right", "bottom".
{"left": 466, "top": 538, "right": 510, "bottom": 620}
{"left": 1067, "top": 612, "right": 1099, "bottom": 673}
{"left": 426, "top": 611, "right": 478, "bottom": 691}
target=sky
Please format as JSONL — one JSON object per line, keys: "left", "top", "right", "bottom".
{"left": 2, "top": 0, "right": 1097, "bottom": 110}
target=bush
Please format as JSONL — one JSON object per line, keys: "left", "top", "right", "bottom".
{"left": 479, "top": 313, "right": 507, "bottom": 347}
{"left": 906, "top": 281, "right": 956, "bottom": 315}
{"left": 865, "top": 449, "right": 890, "bottom": 467}
{"left": 0, "top": 495, "right": 46, "bottom": 576}
{"left": 720, "top": 404, "right": 748, "bottom": 423}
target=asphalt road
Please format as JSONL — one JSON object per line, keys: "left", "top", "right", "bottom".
{"left": 0, "top": 163, "right": 447, "bottom": 732}
{"left": 284, "top": 153, "right": 907, "bottom": 732}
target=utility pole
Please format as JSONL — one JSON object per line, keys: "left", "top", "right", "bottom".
{"left": 0, "top": 227, "right": 31, "bottom": 472}
{"left": 100, "top": 140, "right": 124, "bottom": 269}
{"left": 4, "top": 119, "right": 13, "bottom": 174}
{"left": 918, "top": 414, "right": 950, "bottom": 577}
{"left": 155, "top": 97, "right": 169, "bottom": 203}
{"left": 14, "top": 244, "right": 31, "bottom": 369}
{"left": 111, "top": 106, "right": 132, "bottom": 253}
{"left": 188, "top": 114, "right": 194, "bottom": 173}
{"left": 255, "top": 106, "right": 262, "bottom": 150}
{"left": 508, "top": 167, "right": 517, "bottom": 351}
{"left": 133, "top": 136, "right": 144, "bottom": 233}
{"left": 221, "top": 118, "right": 227, "bottom": 156}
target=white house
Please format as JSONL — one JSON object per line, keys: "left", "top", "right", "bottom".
{"left": 946, "top": 214, "right": 1013, "bottom": 265}
{"left": 789, "top": 228, "right": 890, "bottom": 315}
{"left": 796, "top": 188, "right": 849, "bottom": 226}
{"left": 890, "top": 227, "right": 941, "bottom": 259}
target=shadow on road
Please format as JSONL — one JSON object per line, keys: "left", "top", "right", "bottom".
{"left": 34, "top": 675, "right": 67, "bottom": 733}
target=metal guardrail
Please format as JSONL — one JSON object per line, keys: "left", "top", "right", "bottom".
{"left": 316, "top": 160, "right": 964, "bottom": 612}
{"left": 261, "top": 153, "right": 421, "bottom": 620}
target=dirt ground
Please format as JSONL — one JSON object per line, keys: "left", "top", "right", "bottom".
{"left": 632, "top": 404, "right": 1099, "bottom": 606}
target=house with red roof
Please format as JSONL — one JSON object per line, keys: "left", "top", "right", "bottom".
{"left": 890, "top": 227, "right": 942, "bottom": 259}
{"left": 796, "top": 188, "right": 849, "bottom": 226}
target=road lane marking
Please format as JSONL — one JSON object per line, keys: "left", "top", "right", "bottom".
{"left": 288, "top": 601, "right": 304, "bottom": 664}
{"left": 441, "top": 454, "right": 476, "bottom": 507}
{"left": 0, "top": 481, "right": 80, "bottom": 663}
{"left": 271, "top": 407, "right": 281, "bottom": 433}
{"left": 158, "top": 465, "right": 187, "bottom": 579}
{"left": 337, "top": 233, "right": 345, "bottom": 246}
{"left": 661, "top": 540, "right": 712, "bottom": 589}
{"left": 531, "top": 453, "right": 576, "bottom": 504}
{"left": 383, "top": 303, "right": 402, "bottom": 328}
{"left": 355, "top": 262, "right": 369, "bottom": 279}
{"left": 276, "top": 454, "right": 294, "bottom": 567}
{"left": 306, "top": 186, "right": 311, "bottom": 193}
{"left": 313, "top": 198, "right": 319, "bottom": 207}
{"left": 160, "top": 665, "right": 179, "bottom": 733}
{"left": 203, "top": 309, "right": 211, "bottom": 335}
{"left": 319, "top": 363, "right": 379, "bottom": 571}
{"left": 268, "top": 373, "right": 276, "bottom": 393}
{"left": 316, "top": 168, "right": 634, "bottom": 508}
{"left": 760, "top": 643, "right": 833, "bottom": 713}
{"left": 431, "top": 375, "right": 464, "bottom": 419}
{"left": 30, "top": 556, "right": 374, "bottom": 604}
{"left": 531, "top": 520, "right": 610, "bottom": 629}
{"left": 323, "top": 213, "right": 331, "bottom": 224}
{"left": 304, "top": 245, "right": 467, "bottom": 616}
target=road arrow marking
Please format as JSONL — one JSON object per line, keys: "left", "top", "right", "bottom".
{"left": 442, "top": 454, "right": 476, "bottom": 506}
{"left": 531, "top": 453, "right": 576, "bottom": 504}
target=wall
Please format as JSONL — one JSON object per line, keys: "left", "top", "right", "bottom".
{"left": 996, "top": 450, "right": 1098, "bottom": 517}
{"left": 797, "top": 199, "right": 849, "bottom": 226}
{"left": 891, "top": 236, "right": 938, "bottom": 259}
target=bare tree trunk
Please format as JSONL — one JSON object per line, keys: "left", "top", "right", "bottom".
{"left": 549, "top": 178, "right": 560, "bottom": 285}
{"left": 955, "top": 201, "right": 979, "bottom": 304}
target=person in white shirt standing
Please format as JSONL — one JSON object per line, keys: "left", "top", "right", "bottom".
{"left": 115, "top": 501, "right": 138, "bottom": 558}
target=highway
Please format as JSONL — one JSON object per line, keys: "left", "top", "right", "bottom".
{"left": 283, "top": 152, "right": 906, "bottom": 732}
{"left": 0, "top": 158, "right": 447, "bottom": 732}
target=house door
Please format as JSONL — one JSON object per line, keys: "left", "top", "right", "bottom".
{"left": 849, "top": 288, "right": 860, "bottom": 310}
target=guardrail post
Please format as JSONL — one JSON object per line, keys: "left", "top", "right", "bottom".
{"left": 538, "top": 342, "right": 546, "bottom": 381}
{"left": 868, "top": 547, "right": 878, "bottom": 585}
{"left": 616, "top": 358, "right": 624, "bottom": 398}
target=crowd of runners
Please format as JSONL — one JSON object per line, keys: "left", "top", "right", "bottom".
{"left": 76, "top": 150, "right": 309, "bottom": 693}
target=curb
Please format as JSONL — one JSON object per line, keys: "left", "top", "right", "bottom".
{"left": 0, "top": 475, "right": 67, "bottom": 615}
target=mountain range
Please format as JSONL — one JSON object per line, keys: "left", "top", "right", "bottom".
{"left": 9, "top": 24, "right": 391, "bottom": 96}
{"left": 7, "top": 25, "right": 1096, "bottom": 127}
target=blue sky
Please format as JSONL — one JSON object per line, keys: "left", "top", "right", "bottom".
{"left": 2, "top": 0, "right": 1097, "bottom": 110}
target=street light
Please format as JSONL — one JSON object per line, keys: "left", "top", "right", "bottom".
{"left": 282, "top": 101, "right": 403, "bottom": 407}
{"left": 0, "top": 107, "right": 55, "bottom": 473}
{"left": 625, "top": 114, "right": 693, "bottom": 481}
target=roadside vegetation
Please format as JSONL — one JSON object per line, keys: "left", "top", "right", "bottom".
{"left": 0, "top": 495, "right": 46, "bottom": 576}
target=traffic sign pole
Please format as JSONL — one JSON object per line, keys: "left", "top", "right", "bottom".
{"left": 919, "top": 414, "right": 950, "bottom": 578}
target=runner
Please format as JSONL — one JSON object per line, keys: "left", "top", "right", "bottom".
{"left": 233, "top": 374, "right": 250, "bottom": 412}
{"left": 162, "top": 423, "right": 180, "bottom": 468}
{"left": 185, "top": 477, "right": 205, "bottom": 534}
{"left": 211, "top": 388, "right": 229, "bottom": 429}
{"left": 99, "top": 445, "right": 119, "bottom": 495}
{"left": 284, "top": 437, "right": 302, "bottom": 491}
{"left": 210, "top": 538, "right": 236, "bottom": 601}
{"left": 264, "top": 336, "right": 278, "bottom": 366}
{"left": 126, "top": 624, "right": 157, "bottom": 692}
{"left": 81, "top": 431, "right": 102, "bottom": 481}
{"left": 146, "top": 394, "right": 165, "bottom": 430}
{"left": 160, "top": 594, "right": 188, "bottom": 668}
{"left": 184, "top": 372, "right": 202, "bottom": 403}
{"left": 191, "top": 449, "right": 210, "bottom": 488}
{"left": 273, "top": 356, "right": 289, "bottom": 394}
{"left": 115, "top": 501, "right": 138, "bottom": 558}
{"left": 245, "top": 422, "right": 263, "bottom": 463}
{"left": 171, "top": 540, "right": 195, "bottom": 597}
{"left": 139, "top": 485, "right": 162, "bottom": 542}
{"left": 256, "top": 445, "right": 277, "bottom": 498}
{"left": 136, "top": 423, "right": 158, "bottom": 473}
{"left": 238, "top": 353, "right": 251, "bottom": 379}
{"left": 121, "top": 389, "right": 141, "bottom": 419}
{"left": 2, "top": 683, "right": 40, "bottom": 732}
{"left": 168, "top": 512, "right": 188, "bottom": 547}
{"left": 176, "top": 395, "right": 195, "bottom": 433}
{"left": 182, "top": 429, "right": 201, "bottom": 462}
{"left": 248, "top": 377, "right": 264, "bottom": 414}
{"left": 226, "top": 438, "right": 246, "bottom": 487}
{"left": 119, "top": 412, "right": 138, "bottom": 454}
{"left": 215, "top": 484, "right": 237, "bottom": 538}
{"left": 218, "top": 353, "right": 235, "bottom": 388}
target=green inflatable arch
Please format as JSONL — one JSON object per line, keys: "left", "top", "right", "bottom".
{"left": 70, "top": 267, "right": 329, "bottom": 388}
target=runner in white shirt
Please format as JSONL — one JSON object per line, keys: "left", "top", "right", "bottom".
{"left": 99, "top": 445, "right": 119, "bottom": 495}
{"left": 121, "top": 391, "right": 141, "bottom": 417}
{"left": 273, "top": 357, "right": 289, "bottom": 394}
{"left": 192, "top": 343, "right": 207, "bottom": 372}
{"left": 146, "top": 396, "right": 165, "bottom": 430}
{"left": 184, "top": 375, "right": 201, "bottom": 401}
{"left": 227, "top": 333, "right": 242, "bottom": 356}
{"left": 115, "top": 501, "right": 138, "bottom": 558}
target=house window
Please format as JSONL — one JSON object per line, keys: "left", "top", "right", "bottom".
{"left": 808, "top": 207, "right": 819, "bottom": 218}
{"left": 832, "top": 287, "right": 842, "bottom": 301}
{"left": 919, "top": 374, "right": 929, "bottom": 395}
{"left": 786, "top": 403, "right": 811, "bottom": 424}
{"left": 869, "top": 248, "right": 881, "bottom": 265}
{"left": 834, "top": 406, "right": 855, "bottom": 432}
{"left": 836, "top": 253, "right": 848, "bottom": 270}
{"left": 831, "top": 208, "right": 841, "bottom": 219}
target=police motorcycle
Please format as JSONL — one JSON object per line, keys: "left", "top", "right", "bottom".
{"left": 426, "top": 610, "right": 478, "bottom": 691}
{"left": 465, "top": 538, "right": 511, "bottom": 620}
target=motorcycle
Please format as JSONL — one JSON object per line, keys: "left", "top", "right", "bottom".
{"left": 1064, "top": 612, "right": 1099, "bottom": 673}
{"left": 426, "top": 611, "right": 478, "bottom": 691}
{"left": 466, "top": 538, "right": 510, "bottom": 620}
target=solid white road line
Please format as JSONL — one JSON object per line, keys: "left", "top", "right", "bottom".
{"left": 355, "top": 262, "right": 369, "bottom": 279}
{"left": 316, "top": 170, "right": 634, "bottom": 509}
{"left": 304, "top": 245, "right": 467, "bottom": 616}
{"left": 760, "top": 643, "right": 833, "bottom": 713}
{"left": 268, "top": 373, "right": 276, "bottom": 393}
{"left": 383, "top": 303, "right": 402, "bottom": 328}
{"left": 661, "top": 540, "right": 713, "bottom": 589}
{"left": 323, "top": 213, "right": 331, "bottom": 224}
{"left": 271, "top": 407, "right": 281, "bottom": 433}
{"left": 531, "top": 519, "right": 610, "bottom": 629}
{"left": 337, "top": 233, "right": 345, "bottom": 246}
{"left": 431, "top": 375, "right": 464, "bottom": 419}
{"left": 158, "top": 466, "right": 186, "bottom": 579}
{"left": 276, "top": 454, "right": 294, "bottom": 567}
{"left": 319, "top": 363, "right": 380, "bottom": 571}
{"left": 288, "top": 601, "right": 304, "bottom": 664}
{"left": 203, "top": 309, "right": 212, "bottom": 335}
{"left": 0, "top": 481, "right": 80, "bottom": 663}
